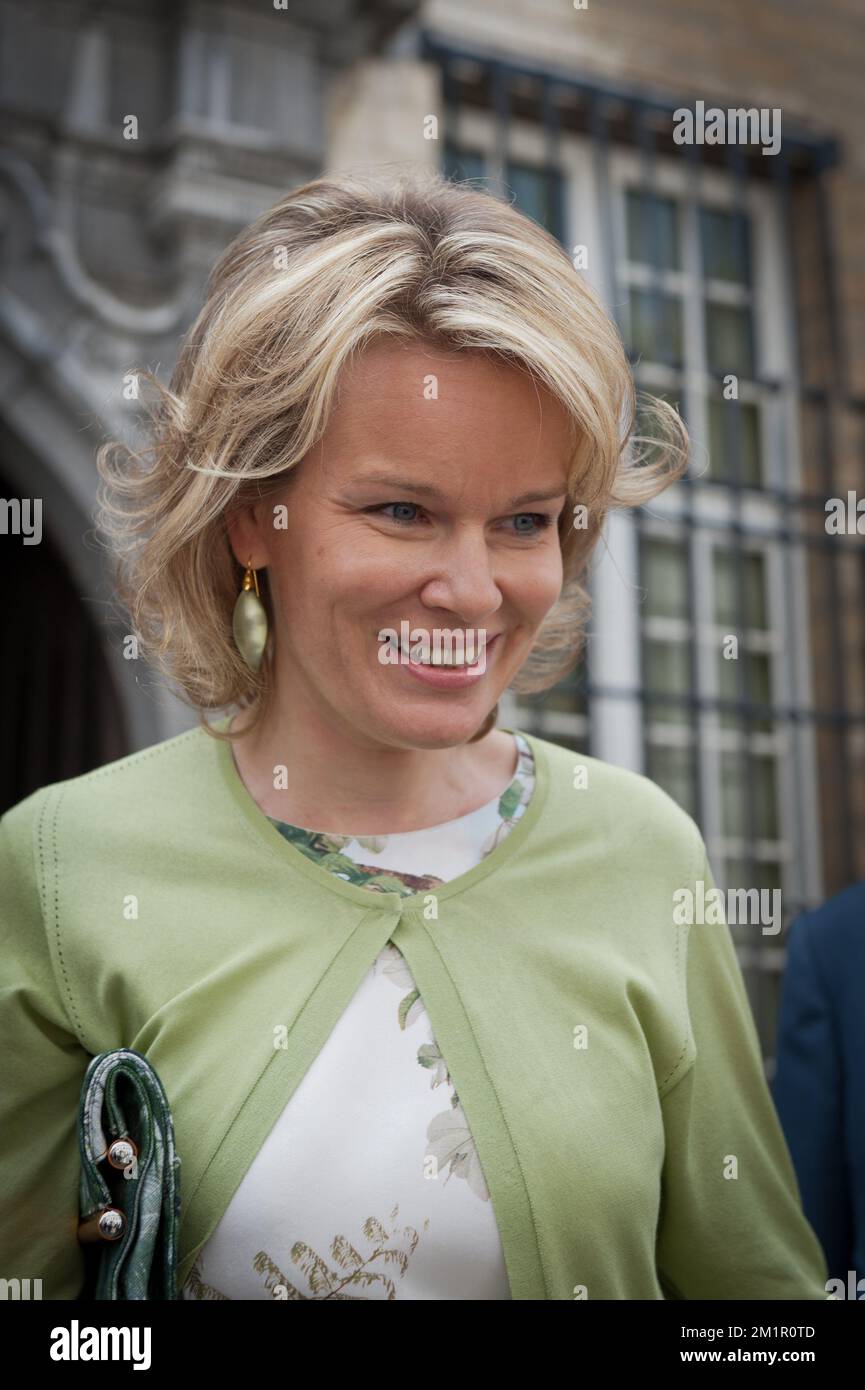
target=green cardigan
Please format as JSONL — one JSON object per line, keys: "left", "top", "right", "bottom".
{"left": 0, "top": 718, "right": 830, "bottom": 1300}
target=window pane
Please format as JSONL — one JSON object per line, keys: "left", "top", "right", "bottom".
{"left": 721, "top": 753, "right": 779, "bottom": 839}
{"left": 626, "top": 189, "right": 681, "bottom": 270}
{"left": 645, "top": 537, "right": 689, "bottom": 618}
{"left": 700, "top": 206, "right": 752, "bottom": 284}
{"left": 705, "top": 302, "right": 754, "bottom": 376}
{"left": 506, "top": 160, "right": 563, "bottom": 240}
{"left": 628, "top": 288, "right": 683, "bottom": 367}
{"left": 707, "top": 396, "right": 762, "bottom": 486}
{"left": 713, "top": 549, "right": 768, "bottom": 629}
{"left": 723, "top": 856, "right": 784, "bottom": 956}
{"left": 645, "top": 639, "right": 692, "bottom": 722}
{"left": 717, "top": 650, "right": 774, "bottom": 731}
{"left": 647, "top": 744, "right": 696, "bottom": 816}
{"left": 725, "top": 858, "right": 783, "bottom": 894}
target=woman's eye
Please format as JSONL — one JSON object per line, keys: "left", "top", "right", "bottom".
{"left": 367, "top": 504, "right": 554, "bottom": 535}
{"left": 511, "top": 512, "right": 553, "bottom": 535}
{"left": 370, "top": 502, "right": 421, "bottom": 525}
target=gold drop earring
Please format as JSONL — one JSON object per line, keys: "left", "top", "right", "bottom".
{"left": 232, "top": 556, "right": 269, "bottom": 672}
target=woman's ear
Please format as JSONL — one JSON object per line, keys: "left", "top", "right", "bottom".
{"left": 225, "top": 502, "right": 265, "bottom": 570}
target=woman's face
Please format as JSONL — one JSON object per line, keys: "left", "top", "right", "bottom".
{"left": 228, "top": 338, "right": 572, "bottom": 749}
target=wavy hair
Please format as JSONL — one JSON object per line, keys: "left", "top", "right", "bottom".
{"left": 95, "top": 166, "right": 688, "bottom": 743}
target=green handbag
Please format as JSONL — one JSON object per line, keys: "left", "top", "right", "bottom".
{"left": 76, "top": 1048, "right": 182, "bottom": 1300}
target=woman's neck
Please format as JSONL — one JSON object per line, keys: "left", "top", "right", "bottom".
{"left": 227, "top": 706, "right": 518, "bottom": 835}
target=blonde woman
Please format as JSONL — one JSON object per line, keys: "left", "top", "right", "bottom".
{"left": 0, "top": 170, "right": 829, "bottom": 1301}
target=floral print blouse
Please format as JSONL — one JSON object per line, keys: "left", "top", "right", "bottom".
{"left": 182, "top": 732, "right": 536, "bottom": 1300}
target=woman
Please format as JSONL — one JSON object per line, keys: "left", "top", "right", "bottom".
{"left": 0, "top": 169, "right": 829, "bottom": 1301}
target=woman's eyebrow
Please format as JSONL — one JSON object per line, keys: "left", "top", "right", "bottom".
{"left": 343, "top": 475, "right": 568, "bottom": 507}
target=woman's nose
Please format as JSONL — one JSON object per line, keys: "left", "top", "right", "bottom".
{"left": 417, "top": 528, "right": 503, "bottom": 621}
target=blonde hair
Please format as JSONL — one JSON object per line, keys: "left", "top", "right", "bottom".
{"left": 95, "top": 167, "right": 688, "bottom": 744}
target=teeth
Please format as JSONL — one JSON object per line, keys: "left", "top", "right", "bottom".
{"left": 382, "top": 634, "right": 494, "bottom": 666}
{"left": 404, "top": 645, "right": 483, "bottom": 666}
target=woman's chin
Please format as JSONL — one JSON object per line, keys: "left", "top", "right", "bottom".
{"left": 365, "top": 700, "right": 498, "bottom": 748}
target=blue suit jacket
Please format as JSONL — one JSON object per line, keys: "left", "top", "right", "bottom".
{"left": 771, "top": 881, "right": 865, "bottom": 1287}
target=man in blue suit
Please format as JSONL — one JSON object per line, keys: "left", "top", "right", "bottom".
{"left": 772, "top": 881, "right": 865, "bottom": 1295}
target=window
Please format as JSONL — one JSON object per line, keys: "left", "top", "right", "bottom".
{"left": 617, "top": 157, "right": 816, "bottom": 1019}
{"left": 621, "top": 185, "right": 765, "bottom": 488}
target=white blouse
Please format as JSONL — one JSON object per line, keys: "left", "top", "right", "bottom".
{"left": 182, "top": 732, "right": 536, "bottom": 1301}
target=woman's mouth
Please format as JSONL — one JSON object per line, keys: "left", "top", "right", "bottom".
{"left": 396, "top": 632, "right": 502, "bottom": 689}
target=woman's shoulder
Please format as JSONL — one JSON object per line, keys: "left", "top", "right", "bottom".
{"left": 522, "top": 728, "right": 705, "bottom": 871}
{"left": 1, "top": 723, "right": 215, "bottom": 852}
